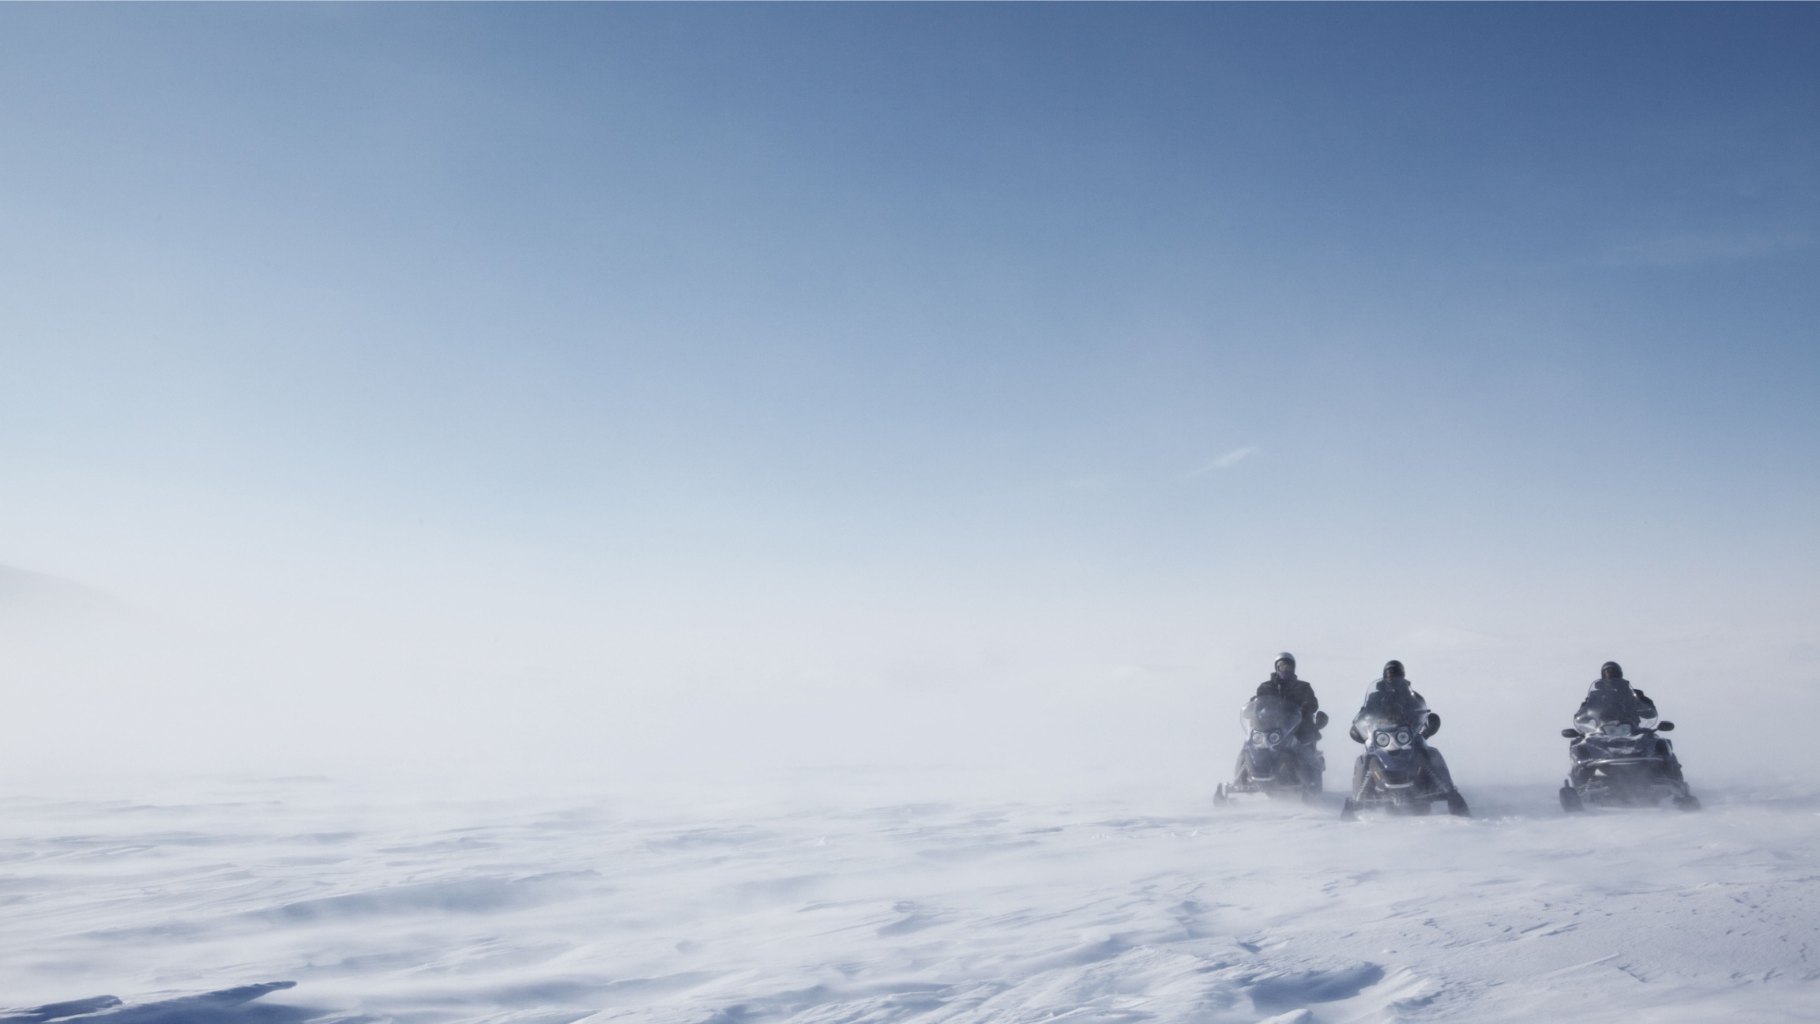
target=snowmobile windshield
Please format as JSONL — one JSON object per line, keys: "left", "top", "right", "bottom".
{"left": 1242, "top": 694, "right": 1303, "bottom": 743}
{"left": 1576, "top": 688, "right": 1645, "bottom": 731}
{"left": 1357, "top": 689, "right": 1424, "bottom": 727}
{"left": 1352, "top": 688, "right": 1427, "bottom": 744}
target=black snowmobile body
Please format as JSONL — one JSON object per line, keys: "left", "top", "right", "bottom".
{"left": 1215, "top": 695, "right": 1326, "bottom": 805}
{"left": 1340, "top": 702, "right": 1468, "bottom": 820}
{"left": 1560, "top": 690, "right": 1699, "bottom": 812}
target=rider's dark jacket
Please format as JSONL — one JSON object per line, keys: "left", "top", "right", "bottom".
{"left": 1577, "top": 676, "right": 1658, "bottom": 724}
{"left": 1255, "top": 672, "right": 1321, "bottom": 740}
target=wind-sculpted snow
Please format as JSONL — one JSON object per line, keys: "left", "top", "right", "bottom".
{"left": 3, "top": 778, "right": 1819, "bottom": 1022}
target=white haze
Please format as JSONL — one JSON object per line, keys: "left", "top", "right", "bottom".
{"left": 4, "top": 550, "right": 1815, "bottom": 805}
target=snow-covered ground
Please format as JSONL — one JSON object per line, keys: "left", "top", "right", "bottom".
{"left": 4, "top": 771, "right": 1819, "bottom": 1023}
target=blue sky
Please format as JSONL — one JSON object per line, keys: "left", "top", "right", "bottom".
{"left": 3, "top": 5, "right": 1817, "bottom": 782}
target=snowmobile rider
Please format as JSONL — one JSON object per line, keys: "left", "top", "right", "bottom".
{"left": 1349, "top": 660, "right": 1455, "bottom": 790}
{"left": 1255, "top": 652, "right": 1327, "bottom": 783}
{"left": 1568, "top": 661, "right": 1683, "bottom": 784}
{"left": 1579, "top": 661, "right": 1659, "bottom": 723}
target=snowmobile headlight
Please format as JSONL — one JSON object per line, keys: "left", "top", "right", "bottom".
{"left": 1395, "top": 729, "right": 1412, "bottom": 747}
{"left": 1374, "top": 730, "right": 1394, "bottom": 748}
{"left": 1601, "top": 722, "right": 1633, "bottom": 738}
{"left": 1267, "top": 730, "right": 1283, "bottom": 746}
{"left": 1250, "top": 730, "right": 1266, "bottom": 745}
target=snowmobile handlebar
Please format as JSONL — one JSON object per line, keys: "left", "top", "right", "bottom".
{"left": 1564, "top": 720, "right": 1674, "bottom": 738}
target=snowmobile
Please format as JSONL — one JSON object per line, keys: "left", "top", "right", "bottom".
{"left": 1559, "top": 689, "right": 1699, "bottom": 812}
{"left": 1340, "top": 702, "right": 1469, "bottom": 820}
{"left": 1215, "top": 694, "right": 1327, "bottom": 804}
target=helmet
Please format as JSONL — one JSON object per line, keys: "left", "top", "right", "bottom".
{"left": 1274, "top": 652, "right": 1296, "bottom": 671}
{"left": 1383, "top": 659, "right": 1405, "bottom": 679}
{"left": 1600, "top": 661, "right": 1623, "bottom": 680}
